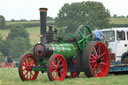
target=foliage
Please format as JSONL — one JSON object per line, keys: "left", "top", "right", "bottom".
{"left": 56, "top": 27, "right": 67, "bottom": 38}
{"left": 8, "top": 37, "right": 31, "bottom": 57}
{"left": 0, "top": 15, "right": 6, "bottom": 29}
{"left": 0, "top": 34, "right": 4, "bottom": 56}
{"left": 55, "top": 1, "right": 110, "bottom": 32}
{"left": 47, "top": 16, "right": 54, "bottom": 21}
{"left": 0, "top": 24, "right": 31, "bottom": 57}
{"left": 6, "top": 18, "right": 55, "bottom": 29}
{"left": 0, "top": 27, "right": 40, "bottom": 45}
{"left": 7, "top": 25, "right": 29, "bottom": 41}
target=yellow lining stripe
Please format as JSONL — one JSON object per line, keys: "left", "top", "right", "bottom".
{"left": 60, "top": 44, "right": 65, "bottom": 56}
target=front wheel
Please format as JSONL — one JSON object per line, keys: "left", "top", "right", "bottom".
{"left": 18, "top": 54, "right": 39, "bottom": 81}
{"left": 47, "top": 54, "right": 67, "bottom": 81}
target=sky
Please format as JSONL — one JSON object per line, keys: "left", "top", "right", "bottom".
{"left": 0, "top": 0, "right": 128, "bottom": 20}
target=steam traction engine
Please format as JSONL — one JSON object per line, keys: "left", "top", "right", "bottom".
{"left": 18, "top": 8, "right": 110, "bottom": 81}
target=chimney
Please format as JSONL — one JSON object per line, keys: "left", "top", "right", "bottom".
{"left": 39, "top": 8, "right": 48, "bottom": 43}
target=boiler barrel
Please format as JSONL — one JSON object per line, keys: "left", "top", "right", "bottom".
{"left": 50, "top": 44, "right": 76, "bottom": 59}
{"left": 34, "top": 43, "right": 77, "bottom": 59}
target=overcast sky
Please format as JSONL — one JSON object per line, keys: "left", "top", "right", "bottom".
{"left": 0, "top": 0, "right": 128, "bottom": 20}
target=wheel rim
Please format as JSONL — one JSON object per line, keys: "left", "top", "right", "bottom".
{"left": 20, "top": 54, "right": 38, "bottom": 80}
{"left": 75, "top": 25, "right": 93, "bottom": 51}
{"left": 66, "top": 72, "right": 80, "bottom": 78}
{"left": 89, "top": 42, "right": 110, "bottom": 77}
{"left": 50, "top": 54, "right": 67, "bottom": 81}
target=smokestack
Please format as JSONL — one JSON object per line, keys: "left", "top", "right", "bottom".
{"left": 39, "top": 8, "right": 48, "bottom": 43}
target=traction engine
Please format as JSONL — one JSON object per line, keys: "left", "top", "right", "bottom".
{"left": 18, "top": 8, "right": 110, "bottom": 81}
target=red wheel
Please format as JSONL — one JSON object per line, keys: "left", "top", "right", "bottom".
{"left": 66, "top": 72, "right": 80, "bottom": 78}
{"left": 47, "top": 54, "right": 67, "bottom": 81}
{"left": 18, "top": 54, "right": 39, "bottom": 81}
{"left": 82, "top": 41, "right": 110, "bottom": 77}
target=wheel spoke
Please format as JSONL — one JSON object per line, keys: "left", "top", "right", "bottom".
{"left": 96, "top": 46, "right": 101, "bottom": 56}
{"left": 57, "top": 58, "right": 61, "bottom": 66}
{"left": 100, "top": 62, "right": 106, "bottom": 66}
{"left": 24, "top": 60, "right": 27, "bottom": 66}
{"left": 94, "top": 70, "right": 97, "bottom": 76}
{"left": 59, "top": 63, "right": 63, "bottom": 67}
{"left": 93, "top": 48, "right": 97, "bottom": 56}
{"left": 24, "top": 71, "right": 28, "bottom": 75}
{"left": 78, "top": 38, "right": 84, "bottom": 44}
{"left": 55, "top": 72, "right": 59, "bottom": 79}
{"left": 79, "top": 31, "right": 84, "bottom": 38}
{"left": 86, "top": 34, "right": 91, "bottom": 39}
{"left": 90, "top": 60, "right": 96, "bottom": 64}
{"left": 52, "top": 70, "right": 56, "bottom": 77}
{"left": 52, "top": 62, "right": 57, "bottom": 69}
{"left": 99, "top": 65, "right": 103, "bottom": 74}
{"left": 84, "top": 27, "right": 87, "bottom": 35}
{"left": 99, "top": 52, "right": 106, "bottom": 58}
{"left": 82, "top": 41, "right": 85, "bottom": 48}
{"left": 90, "top": 53, "right": 97, "bottom": 60}
{"left": 30, "top": 71, "right": 33, "bottom": 78}
{"left": 90, "top": 62, "right": 95, "bottom": 69}
{"left": 91, "top": 63, "right": 96, "bottom": 72}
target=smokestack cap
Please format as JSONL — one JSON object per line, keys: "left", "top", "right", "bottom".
{"left": 39, "top": 8, "right": 48, "bottom": 12}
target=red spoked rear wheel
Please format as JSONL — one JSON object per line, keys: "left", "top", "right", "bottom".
{"left": 18, "top": 54, "right": 39, "bottom": 81}
{"left": 47, "top": 54, "right": 67, "bottom": 81}
{"left": 82, "top": 42, "right": 110, "bottom": 77}
{"left": 66, "top": 72, "right": 80, "bottom": 78}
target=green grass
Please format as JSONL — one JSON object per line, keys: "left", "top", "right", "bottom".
{"left": 26, "top": 27, "right": 40, "bottom": 45}
{"left": 1, "top": 68, "right": 128, "bottom": 85}
{"left": 6, "top": 20, "right": 54, "bottom": 25}
{"left": 0, "top": 27, "right": 40, "bottom": 45}
{"left": 6, "top": 18, "right": 128, "bottom": 25}
{"left": 109, "top": 18, "right": 128, "bottom": 24}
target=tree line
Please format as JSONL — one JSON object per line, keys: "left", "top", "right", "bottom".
{"left": 0, "top": 25, "right": 31, "bottom": 61}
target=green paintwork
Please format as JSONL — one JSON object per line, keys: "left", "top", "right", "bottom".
{"left": 32, "top": 67, "right": 47, "bottom": 71}
{"left": 76, "top": 25, "right": 93, "bottom": 51}
{"left": 51, "top": 43, "right": 76, "bottom": 59}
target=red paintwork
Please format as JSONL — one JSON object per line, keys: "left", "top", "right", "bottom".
{"left": 21, "top": 54, "right": 38, "bottom": 80}
{"left": 89, "top": 42, "right": 110, "bottom": 77}
{"left": 50, "top": 54, "right": 67, "bottom": 81}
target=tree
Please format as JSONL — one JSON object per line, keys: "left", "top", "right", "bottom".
{"left": 7, "top": 25, "right": 29, "bottom": 41}
{"left": 0, "top": 34, "right": 4, "bottom": 56}
{"left": 47, "top": 16, "right": 54, "bottom": 21}
{"left": 2, "top": 24, "right": 31, "bottom": 57}
{"left": 8, "top": 37, "right": 31, "bottom": 57}
{"left": 55, "top": 1, "right": 110, "bottom": 32}
{"left": 0, "top": 15, "right": 6, "bottom": 29}
{"left": 113, "top": 14, "right": 117, "bottom": 18}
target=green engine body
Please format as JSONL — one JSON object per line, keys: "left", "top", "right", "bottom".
{"left": 34, "top": 43, "right": 77, "bottom": 62}
{"left": 50, "top": 43, "right": 76, "bottom": 59}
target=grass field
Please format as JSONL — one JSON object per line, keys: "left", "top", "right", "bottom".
{"left": 0, "top": 27, "right": 40, "bottom": 45}
{"left": 6, "top": 20, "right": 54, "bottom": 25}
{"left": 0, "top": 68, "right": 128, "bottom": 85}
{"left": 6, "top": 18, "right": 128, "bottom": 25}
{"left": 109, "top": 18, "right": 128, "bottom": 24}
